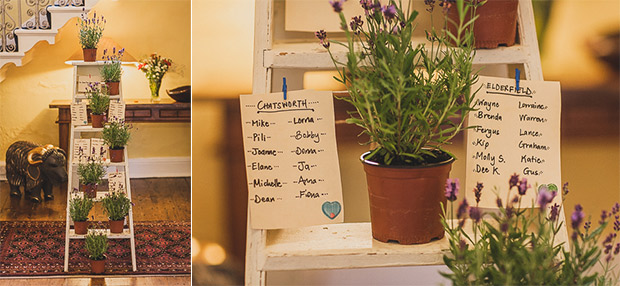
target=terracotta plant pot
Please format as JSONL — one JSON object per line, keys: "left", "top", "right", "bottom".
{"left": 81, "top": 183, "right": 98, "bottom": 199}
{"left": 361, "top": 151, "right": 454, "bottom": 244}
{"left": 74, "top": 220, "right": 89, "bottom": 235}
{"left": 109, "top": 148, "right": 124, "bottom": 162}
{"left": 90, "top": 258, "right": 105, "bottom": 274}
{"left": 106, "top": 81, "right": 120, "bottom": 95}
{"left": 91, "top": 114, "right": 105, "bottom": 128}
{"left": 448, "top": 0, "right": 519, "bottom": 49}
{"left": 83, "top": 48, "right": 97, "bottom": 62}
{"left": 109, "top": 219, "right": 124, "bottom": 233}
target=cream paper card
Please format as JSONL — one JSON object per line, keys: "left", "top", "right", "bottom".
{"left": 90, "top": 138, "right": 108, "bottom": 162}
{"left": 240, "top": 90, "right": 344, "bottom": 229}
{"left": 108, "top": 172, "right": 126, "bottom": 193}
{"left": 77, "top": 75, "right": 102, "bottom": 94}
{"left": 71, "top": 103, "right": 88, "bottom": 126}
{"left": 73, "top": 139, "right": 90, "bottom": 164}
{"left": 466, "top": 75, "right": 561, "bottom": 208}
{"left": 108, "top": 101, "right": 125, "bottom": 122}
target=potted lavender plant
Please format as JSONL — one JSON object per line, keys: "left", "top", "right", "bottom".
{"left": 77, "top": 159, "right": 106, "bottom": 198}
{"left": 100, "top": 47, "right": 124, "bottom": 95}
{"left": 85, "top": 231, "right": 108, "bottom": 274}
{"left": 101, "top": 191, "right": 132, "bottom": 233}
{"left": 85, "top": 82, "right": 110, "bottom": 128}
{"left": 442, "top": 176, "right": 620, "bottom": 285}
{"left": 69, "top": 191, "right": 94, "bottom": 235}
{"left": 77, "top": 10, "right": 105, "bottom": 62}
{"left": 102, "top": 120, "right": 131, "bottom": 162}
{"left": 319, "top": 0, "right": 480, "bottom": 244}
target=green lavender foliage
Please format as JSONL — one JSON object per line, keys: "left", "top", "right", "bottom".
{"left": 442, "top": 183, "right": 620, "bottom": 285}
{"left": 70, "top": 196, "right": 94, "bottom": 222}
{"left": 324, "top": 0, "right": 480, "bottom": 166}
{"left": 78, "top": 11, "right": 105, "bottom": 49}
{"left": 102, "top": 120, "right": 131, "bottom": 149}
{"left": 85, "top": 231, "right": 108, "bottom": 260}
{"left": 85, "top": 83, "right": 110, "bottom": 115}
{"left": 101, "top": 191, "right": 131, "bottom": 221}
{"left": 77, "top": 160, "right": 106, "bottom": 185}
{"left": 100, "top": 48, "right": 124, "bottom": 82}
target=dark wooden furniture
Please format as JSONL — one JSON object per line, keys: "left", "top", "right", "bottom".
{"left": 49, "top": 98, "right": 191, "bottom": 152}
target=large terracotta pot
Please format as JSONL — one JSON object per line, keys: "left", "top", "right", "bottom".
{"left": 74, "top": 220, "right": 89, "bottom": 235}
{"left": 361, "top": 151, "right": 454, "bottom": 244}
{"left": 83, "top": 48, "right": 97, "bottom": 62}
{"left": 90, "top": 258, "right": 105, "bottom": 274}
{"left": 91, "top": 114, "right": 105, "bottom": 128}
{"left": 109, "top": 219, "right": 124, "bottom": 233}
{"left": 81, "top": 183, "right": 98, "bottom": 199}
{"left": 448, "top": 0, "right": 519, "bottom": 49}
{"left": 109, "top": 148, "right": 124, "bottom": 162}
{"left": 106, "top": 81, "right": 120, "bottom": 95}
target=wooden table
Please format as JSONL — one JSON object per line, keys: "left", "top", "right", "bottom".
{"left": 49, "top": 98, "right": 190, "bottom": 152}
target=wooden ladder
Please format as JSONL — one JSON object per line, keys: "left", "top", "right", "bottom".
{"left": 63, "top": 61, "right": 137, "bottom": 272}
{"left": 246, "top": 0, "right": 563, "bottom": 284}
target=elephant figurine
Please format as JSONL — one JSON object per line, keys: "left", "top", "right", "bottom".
{"left": 6, "top": 141, "right": 68, "bottom": 203}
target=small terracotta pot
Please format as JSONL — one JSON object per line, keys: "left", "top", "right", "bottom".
{"left": 109, "top": 219, "right": 124, "bottom": 233}
{"left": 109, "top": 148, "right": 124, "bottom": 162}
{"left": 74, "top": 220, "right": 89, "bottom": 235}
{"left": 91, "top": 114, "right": 105, "bottom": 128}
{"left": 448, "top": 0, "right": 519, "bottom": 49}
{"left": 361, "top": 151, "right": 454, "bottom": 244}
{"left": 81, "top": 183, "right": 98, "bottom": 199}
{"left": 106, "top": 81, "right": 120, "bottom": 95}
{"left": 83, "top": 48, "right": 97, "bottom": 62}
{"left": 90, "top": 258, "right": 105, "bottom": 274}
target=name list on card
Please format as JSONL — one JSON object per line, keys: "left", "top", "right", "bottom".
{"left": 240, "top": 90, "right": 344, "bottom": 229}
{"left": 108, "top": 101, "right": 125, "bottom": 122}
{"left": 466, "top": 75, "right": 561, "bottom": 208}
{"left": 71, "top": 103, "right": 88, "bottom": 126}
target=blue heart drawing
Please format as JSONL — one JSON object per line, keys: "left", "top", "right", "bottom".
{"left": 322, "top": 201, "right": 341, "bottom": 220}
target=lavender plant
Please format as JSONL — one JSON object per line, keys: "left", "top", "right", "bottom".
{"left": 102, "top": 120, "right": 131, "bottom": 149}
{"left": 77, "top": 10, "right": 105, "bottom": 49}
{"left": 85, "top": 82, "right": 110, "bottom": 115}
{"left": 85, "top": 231, "right": 108, "bottom": 260}
{"left": 318, "top": 0, "right": 481, "bottom": 165}
{"left": 77, "top": 159, "right": 106, "bottom": 186}
{"left": 442, "top": 175, "right": 620, "bottom": 285}
{"left": 69, "top": 193, "right": 94, "bottom": 222}
{"left": 100, "top": 47, "right": 124, "bottom": 82}
{"left": 101, "top": 191, "right": 132, "bottom": 221}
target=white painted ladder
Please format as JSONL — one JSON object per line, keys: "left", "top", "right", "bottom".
{"left": 246, "top": 0, "right": 567, "bottom": 285}
{"left": 63, "top": 61, "right": 137, "bottom": 272}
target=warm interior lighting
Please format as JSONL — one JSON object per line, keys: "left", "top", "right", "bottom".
{"left": 303, "top": 71, "right": 347, "bottom": 91}
{"left": 202, "top": 242, "right": 227, "bottom": 265}
{"left": 191, "top": 237, "right": 200, "bottom": 259}
{"left": 65, "top": 37, "right": 138, "bottom": 64}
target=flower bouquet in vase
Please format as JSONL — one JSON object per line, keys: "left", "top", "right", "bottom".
{"left": 138, "top": 53, "right": 172, "bottom": 102}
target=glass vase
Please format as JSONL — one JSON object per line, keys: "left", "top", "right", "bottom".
{"left": 149, "top": 79, "right": 162, "bottom": 102}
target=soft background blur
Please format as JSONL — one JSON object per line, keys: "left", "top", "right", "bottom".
{"left": 193, "top": 0, "right": 619, "bottom": 284}
{"left": 0, "top": 0, "right": 191, "bottom": 164}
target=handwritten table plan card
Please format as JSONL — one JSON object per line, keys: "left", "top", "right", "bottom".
{"left": 466, "top": 75, "right": 562, "bottom": 208}
{"left": 240, "top": 90, "right": 344, "bottom": 229}
{"left": 71, "top": 103, "right": 88, "bottom": 126}
{"left": 108, "top": 101, "right": 125, "bottom": 122}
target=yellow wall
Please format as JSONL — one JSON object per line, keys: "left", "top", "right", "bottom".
{"left": 0, "top": 0, "right": 191, "bottom": 160}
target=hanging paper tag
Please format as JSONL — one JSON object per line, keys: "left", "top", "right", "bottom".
{"left": 466, "top": 76, "right": 562, "bottom": 208}
{"left": 240, "top": 90, "right": 344, "bottom": 229}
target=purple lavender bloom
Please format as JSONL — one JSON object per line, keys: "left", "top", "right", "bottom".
{"left": 424, "top": 0, "right": 436, "bottom": 12}
{"left": 360, "top": 0, "right": 373, "bottom": 11}
{"left": 584, "top": 221, "right": 591, "bottom": 231}
{"left": 457, "top": 198, "right": 468, "bottom": 219}
{"left": 382, "top": 4, "right": 397, "bottom": 20}
{"left": 474, "top": 182, "right": 483, "bottom": 204}
{"left": 601, "top": 210, "right": 609, "bottom": 225}
{"left": 562, "top": 182, "right": 569, "bottom": 196}
{"left": 613, "top": 202, "right": 620, "bottom": 215}
{"left": 517, "top": 178, "right": 530, "bottom": 195}
{"left": 445, "top": 178, "right": 459, "bottom": 202}
{"left": 509, "top": 173, "right": 519, "bottom": 189}
{"left": 511, "top": 195, "right": 520, "bottom": 204}
{"left": 550, "top": 203, "right": 560, "bottom": 222}
{"left": 500, "top": 222, "right": 508, "bottom": 233}
{"left": 605, "top": 244, "right": 613, "bottom": 254}
{"left": 496, "top": 197, "right": 503, "bottom": 208}
{"left": 615, "top": 219, "right": 620, "bottom": 232}
{"left": 536, "top": 185, "right": 556, "bottom": 210}
{"left": 330, "top": 0, "right": 345, "bottom": 13}
{"left": 350, "top": 16, "right": 363, "bottom": 35}
{"left": 506, "top": 205, "right": 514, "bottom": 219}
{"left": 571, "top": 204, "right": 585, "bottom": 229}
{"left": 615, "top": 243, "right": 620, "bottom": 255}
{"left": 315, "top": 30, "right": 330, "bottom": 48}
{"left": 469, "top": 207, "right": 482, "bottom": 223}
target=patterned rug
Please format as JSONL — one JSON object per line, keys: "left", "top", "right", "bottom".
{"left": 0, "top": 221, "right": 191, "bottom": 276}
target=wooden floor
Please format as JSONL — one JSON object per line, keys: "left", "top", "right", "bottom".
{"left": 0, "top": 177, "right": 191, "bottom": 222}
{"left": 0, "top": 177, "right": 191, "bottom": 285}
